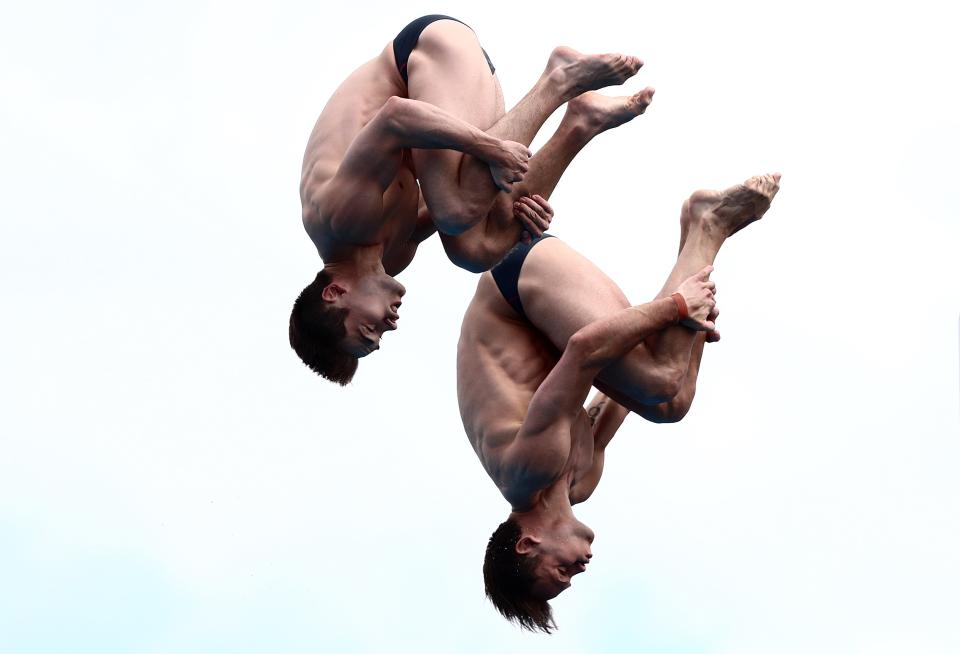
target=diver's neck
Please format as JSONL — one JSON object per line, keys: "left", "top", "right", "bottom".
{"left": 512, "top": 481, "right": 575, "bottom": 526}
{"left": 323, "top": 244, "right": 385, "bottom": 278}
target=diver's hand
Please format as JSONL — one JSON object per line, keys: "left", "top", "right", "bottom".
{"left": 481, "top": 140, "right": 531, "bottom": 192}
{"left": 673, "top": 266, "right": 717, "bottom": 331}
{"left": 514, "top": 195, "right": 554, "bottom": 243}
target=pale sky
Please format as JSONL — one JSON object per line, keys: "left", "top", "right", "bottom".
{"left": 1, "top": 1, "right": 958, "bottom": 652}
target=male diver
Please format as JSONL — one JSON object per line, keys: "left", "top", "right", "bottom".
{"left": 456, "top": 174, "right": 781, "bottom": 631}
{"left": 290, "top": 15, "right": 654, "bottom": 383}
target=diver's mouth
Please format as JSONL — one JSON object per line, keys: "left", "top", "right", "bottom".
{"left": 384, "top": 305, "right": 400, "bottom": 330}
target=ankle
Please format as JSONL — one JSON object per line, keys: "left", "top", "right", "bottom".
{"left": 685, "top": 223, "right": 725, "bottom": 254}
{"left": 543, "top": 66, "right": 577, "bottom": 103}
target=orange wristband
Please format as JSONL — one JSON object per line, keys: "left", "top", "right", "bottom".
{"left": 670, "top": 293, "right": 689, "bottom": 321}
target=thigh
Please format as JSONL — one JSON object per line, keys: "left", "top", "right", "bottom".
{"left": 519, "top": 238, "right": 668, "bottom": 406}
{"left": 519, "top": 239, "right": 631, "bottom": 345}
{"left": 406, "top": 20, "right": 503, "bottom": 126}
{"left": 406, "top": 20, "right": 505, "bottom": 190}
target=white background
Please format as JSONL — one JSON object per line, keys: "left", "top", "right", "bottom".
{"left": 1, "top": 1, "right": 958, "bottom": 652}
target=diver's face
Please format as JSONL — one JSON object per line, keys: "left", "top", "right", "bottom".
{"left": 338, "top": 274, "right": 405, "bottom": 358}
{"left": 525, "top": 522, "right": 595, "bottom": 601}
{"left": 338, "top": 275, "right": 407, "bottom": 358}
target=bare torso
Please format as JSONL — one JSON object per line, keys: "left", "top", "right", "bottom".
{"left": 457, "top": 273, "right": 600, "bottom": 507}
{"left": 299, "top": 45, "right": 429, "bottom": 274}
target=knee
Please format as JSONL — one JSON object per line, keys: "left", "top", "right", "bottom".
{"left": 642, "top": 363, "right": 685, "bottom": 406}
{"left": 648, "top": 378, "right": 698, "bottom": 423}
{"left": 440, "top": 235, "right": 495, "bottom": 273}
{"left": 434, "top": 204, "right": 485, "bottom": 236}
{"left": 648, "top": 397, "right": 692, "bottom": 424}
{"left": 443, "top": 245, "right": 490, "bottom": 273}
{"left": 415, "top": 20, "right": 479, "bottom": 56}
{"left": 598, "top": 357, "right": 684, "bottom": 407}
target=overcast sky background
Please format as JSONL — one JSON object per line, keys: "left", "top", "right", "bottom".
{"left": 2, "top": 1, "right": 958, "bottom": 652}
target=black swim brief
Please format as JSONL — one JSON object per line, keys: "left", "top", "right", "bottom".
{"left": 393, "top": 15, "right": 496, "bottom": 85}
{"left": 490, "top": 235, "right": 555, "bottom": 322}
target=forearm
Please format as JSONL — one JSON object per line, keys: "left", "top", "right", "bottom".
{"left": 384, "top": 96, "right": 499, "bottom": 159}
{"left": 570, "top": 298, "right": 682, "bottom": 371}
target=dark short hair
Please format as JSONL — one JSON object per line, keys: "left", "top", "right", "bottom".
{"left": 483, "top": 517, "right": 556, "bottom": 633}
{"left": 289, "top": 270, "right": 358, "bottom": 385}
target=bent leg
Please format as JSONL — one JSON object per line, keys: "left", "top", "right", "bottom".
{"left": 621, "top": 174, "right": 782, "bottom": 417}
{"left": 406, "top": 20, "right": 505, "bottom": 233}
{"left": 406, "top": 20, "right": 642, "bottom": 235}
{"left": 517, "top": 174, "right": 781, "bottom": 417}
{"left": 601, "top": 332, "right": 707, "bottom": 423}
{"left": 517, "top": 238, "right": 686, "bottom": 409}
{"left": 438, "top": 89, "right": 655, "bottom": 272}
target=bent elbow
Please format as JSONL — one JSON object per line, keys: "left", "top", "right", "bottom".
{"left": 379, "top": 95, "right": 412, "bottom": 134}
{"left": 566, "top": 331, "right": 604, "bottom": 370}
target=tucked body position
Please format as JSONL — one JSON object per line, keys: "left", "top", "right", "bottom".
{"left": 456, "top": 174, "right": 781, "bottom": 632}
{"left": 290, "top": 14, "right": 655, "bottom": 383}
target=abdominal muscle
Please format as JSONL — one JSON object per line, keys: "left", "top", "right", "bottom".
{"left": 457, "top": 274, "right": 561, "bottom": 486}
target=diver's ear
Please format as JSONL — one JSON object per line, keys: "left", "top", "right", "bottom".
{"left": 321, "top": 283, "right": 347, "bottom": 302}
{"left": 516, "top": 534, "right": 542, "bottom": 555}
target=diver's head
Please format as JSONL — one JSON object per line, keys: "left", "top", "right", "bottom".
{"left": 483, "top": 514, "right": 594, "bottom": 633}
{"left": 289, "top": 268, "right": 405, "bottom": 384}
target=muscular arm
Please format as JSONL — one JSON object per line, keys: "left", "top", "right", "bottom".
{"left": 315, "top": 96, "right": 521, "bottom": 241}
{"left": 570, "top": 392, "right": 630, "bottom": 503}
{"left": 501, "top": 298, "right": 683, "bottom": 496}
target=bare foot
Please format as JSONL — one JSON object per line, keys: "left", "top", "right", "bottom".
{"left": 680, "top": 173, "right": 782, "bottom": 241}
{"left": 565, "top": 89, "right": 655, "bottom": 136}
{"left": 545, "top": 46, "right": 643, "bottom": 100}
